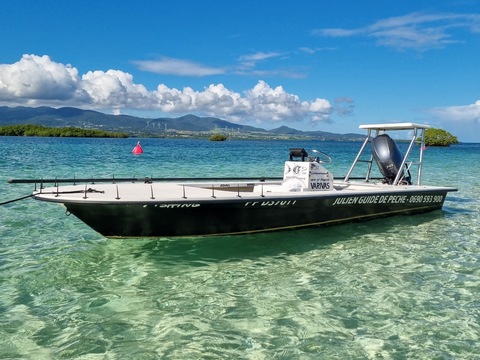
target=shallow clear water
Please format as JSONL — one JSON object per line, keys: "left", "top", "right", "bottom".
{"left": 0, "top": 137, "right": 479, "bottom": 359}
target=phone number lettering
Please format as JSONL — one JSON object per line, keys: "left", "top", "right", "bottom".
{"left": 332, "top": 194, "right": 444, "bottom": 206}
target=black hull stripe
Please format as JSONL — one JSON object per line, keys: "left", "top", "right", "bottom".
{"left": 105, "top": 204, "right": 441, "bottom": 239}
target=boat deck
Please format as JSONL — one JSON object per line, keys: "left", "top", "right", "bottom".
{"left": 33, "top": 180, "right": 454, "bottom": 204}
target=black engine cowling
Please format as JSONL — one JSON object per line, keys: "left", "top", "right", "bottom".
{"left": 371, "top": 134, "right": 410, "bottom": 184}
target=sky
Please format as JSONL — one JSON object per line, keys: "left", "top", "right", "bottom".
{"left": 0, "top": 0, "right": 479, "bottom": 142}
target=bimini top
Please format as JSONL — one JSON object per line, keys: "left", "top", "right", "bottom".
{"left": 359, "top": 123, "right": 431, "bottom": 131}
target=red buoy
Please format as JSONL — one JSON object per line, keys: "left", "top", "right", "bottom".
{"left": 132, "top": 141, "right": 143, "bottom": 155}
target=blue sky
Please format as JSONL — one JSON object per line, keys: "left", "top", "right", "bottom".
{"left": 1, "top": 0, "right": 479, "bottom": 142}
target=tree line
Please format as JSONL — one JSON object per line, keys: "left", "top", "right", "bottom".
{"left": 0, "top": 124, "right": 128, "bottom": 138}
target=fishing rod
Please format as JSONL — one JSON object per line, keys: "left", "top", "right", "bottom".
{"left": 7, "top": 176, "right": 284, "bottom": 185}
{"left": 7, "top": 175, "right": 381, "bottom": 185}
{"left": 0, "top": 194, "right": 35, "bottom": 206}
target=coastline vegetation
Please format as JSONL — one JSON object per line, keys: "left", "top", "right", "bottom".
{"left": 424, "top": 128, "right": 458, "bottom": 146}
{"left": 0, "top": 124, "right": 128, "bottom": 138}
{"left": 209, "top": 133, "right": 228, "bottom": 141}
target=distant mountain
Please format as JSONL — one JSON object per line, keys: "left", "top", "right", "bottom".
{"left": 0, "top": 106, "right": 364, "bottom": 140}
{"left": 0, "top": 106, "right": 263, "bottom": 134}
{"left": 269, "top": 126, "right": 304, "bottom": 135}
{"left": 0, "top": 106, "right": 140, "bottom": 131}
{"left": 269, "top": 125, "right": 364, "bottom": 140}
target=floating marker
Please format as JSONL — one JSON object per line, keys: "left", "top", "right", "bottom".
{"left": 132, "top": 141, "right": 143, "bottom": 155}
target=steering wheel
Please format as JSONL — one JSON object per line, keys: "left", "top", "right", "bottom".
{"left": 310, "top": 149, "right": 332, "bottom": 164}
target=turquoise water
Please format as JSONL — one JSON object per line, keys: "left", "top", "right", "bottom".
{"left": 0, "top": 137, "right": 479, "bottom": 359}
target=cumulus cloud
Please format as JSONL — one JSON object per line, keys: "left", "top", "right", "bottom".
{"left": 82, "top": 70, "right": 153, "bottom": 110}
{"left": 0, "top": 54, "right": 338, "bottom": 125}
{"left": 0, "top": 54, "right": 87, "bottom": 103}
{"left": 313, "top": 12, "right": 480, "bottom": 51}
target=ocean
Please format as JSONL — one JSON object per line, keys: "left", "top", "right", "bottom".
{"left": 0, "top": 136, "right": 479, "bottom": 359}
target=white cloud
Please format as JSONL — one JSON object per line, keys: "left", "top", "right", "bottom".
{"left": 429, "top": 100, "right": 480, "bottom": 123}
{"left": 0, "top": 54, "right": 86, "bottom": 103}
{"left": 245, "top": 81, "right": 332, "bottom": 123}
{"left": 133, "top": 56, "right": 225, "bottom": 76}
{"left": 298, "top": 47, "right": 336, "bottom": 54}
{"left": 313, "top": 12, "right": 480, "bottom": 51}
{"left": 82, "top": 70, "right": 153, "bottom": 109}
{"left": 426, "top": 101, "right": 480, "bottom": 142}
{"left": 239, "top": 52, "right": 281, "bottom": 63}
{"left": 132, "top": 52, "right": 307, "bottom": 79}
{"left": 0, "top": 54, "right": 337, "bottom": 125}
{"left": 238, "top": 52, "right": 282, "bottom": 70}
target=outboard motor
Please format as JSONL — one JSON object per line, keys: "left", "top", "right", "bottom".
{"left": 371, "top": 134, "right": 411, "bottom": 185}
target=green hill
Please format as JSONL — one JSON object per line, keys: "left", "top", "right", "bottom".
{"left": 0, "top": 106, "right": 364, "bottom": 140}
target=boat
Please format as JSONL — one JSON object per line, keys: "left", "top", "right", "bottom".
{"left": 10, "top": 123, "right": 457, "bottom": 238}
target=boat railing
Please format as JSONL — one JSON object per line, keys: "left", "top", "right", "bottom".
{"left": 343, "top": 123, "right": 429, "bottom": 186}
{"left": 8, "top": 176, "right": 284, "bottom": 188}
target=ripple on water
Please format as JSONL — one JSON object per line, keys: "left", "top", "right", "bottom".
{"left": 1, "top": 139, "right": 479, "bottom": 358}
